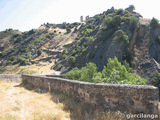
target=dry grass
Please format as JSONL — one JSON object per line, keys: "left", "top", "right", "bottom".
{"left": 0, "top": 63, "right": 56, "bottom": 75}
{"left": 1, "top": 81, "right": 159, "bottom": 120}
{"left": 0, "top": 114, "right": 20, "bottom": 120}
{"left": 0, "top": 81, "right": 70, "bottom": 120}
{"left": 50, "top": 89, "right": 126, "bottom": 120}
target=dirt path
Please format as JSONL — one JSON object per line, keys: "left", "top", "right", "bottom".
{"left": 0, "top": 81, "right": 70, "bottom": 120}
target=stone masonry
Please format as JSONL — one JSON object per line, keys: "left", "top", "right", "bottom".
{"left": 22, "top": 75, "right": 159, "bottom": 114}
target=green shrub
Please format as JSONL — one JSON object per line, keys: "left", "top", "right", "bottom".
{"left": 27, "top": 53, "right": 32, "bottom": 59}
{"left": 10, "top": 56, "right": 18, "bottom": 64}
{"left": 101, "top": 57, "right": 146, "bottom": 85}
{"left": 79, "top": 63, "right": 97, "bottom": 82}
{"left": 19, "top": 57, "right": 28, "bottom": 65}
{"left": 123, "top": 60, "right": 132, "bottom": 72}
{"left": 13, "top": 35, "right": 23, "bottom": 43}
{"left": 55, "top": 64, "right": 63, "bottom": 71}
{"left": 63, "top": 67, "right": 81, "bottom": 80}
{"left": 123, "top": 16, "right": 138, "bottom": 31}
{"left": 122, "top": 48, "right": 134, "bottom": 65}
{"left": 116, "top": 9, "right": 124, "bottom": 15}
{"left": 103, "top": 16, "right": 113, "bottom": 29}
{"left": 103, "top": 15, "right": 122, "bottom": 29}
{"left": 28, "top": 29, "right": 35, "bottom": 35}
{"left": 67, "top": 56, "right": 76, "bottom": 67}
{"left": 46, "top": 34, "right": 53, "bottom": 39}
{"left": 62, "top": 49, "right": 69, "bottom": 55}
{"left": 34, "top": 37, "right": 45, "bottom": 44}
{"left": 63, "top": 57, "right": 146, "bottom": 85}
{"left": 125, "top": 5, "right": 135, "bottom": 12}
{"left": 29, "top": 44, "right": 35, "bottom": 49}
{"left": 37, "top": 49, "right": 42, "bottom": 56}
{"left": 63, "top": 62, "right": 97, "bottom": 82}
{"left": 81, "top": 29, "right": 93, "bottom": 36}
{"left": 66, "top": 28, "right": 71, "bottom": 33}
{"left": 113, "top": 30, "right": 129, "bottom": 44}
{"left": 157, "top": 35, "right": 160, "bottom": 44}
{"left": 0, "top": 66, "right": 3, "bottom": 71}
{"left": 151, "top": 72, "right": 160, "bottom": 86}
{"left": 151, "top": 72, "right": 160, "bottom": 95}
{"left": 84, "top": 37, "right": 96, "bottom": 46}
{"left": 150, "top": 18, "right": 159, "bottom": 29}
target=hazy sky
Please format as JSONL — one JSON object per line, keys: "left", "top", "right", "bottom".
{"left": 0, "top": 0, "right": 159, "bottom": 32}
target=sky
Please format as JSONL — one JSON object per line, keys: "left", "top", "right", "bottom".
{"left": 0, "top": 0, "right": 160, "bottom": 32}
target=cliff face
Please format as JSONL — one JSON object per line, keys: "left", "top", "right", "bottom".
{"left": 129, "top": 18, "right": 160, "bottom": 82}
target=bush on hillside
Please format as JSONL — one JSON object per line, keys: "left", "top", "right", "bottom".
{"left": 151, "top": 72, "right": 160, "bottom": 87}
{"left": 67, "top": 56, "right": 76, "bottom": 67}
{"left": 18, "top": 57, "right": 28, "bottom": 65}
{"left": 150, "top": 18, "right": 159, "bottom": 29}
{"left": 27, "top": 53, "right": 32, "bottom": 59}
{"left": 101, "top": 57, "right": 146, "bottom": 85}
{"left": 157, "top": 35, "right": 160, "bottom": 44}
{"left": 113, "top": 30, "right": 129, "bottom": 44}
{"left": 125, "top": 5, "right": 135, "bottom": 12}
{"left": 28, "top": 29, "right": 35, "bottom": 35}
{"left": 63, "top": 57, "right": 146, "bottom": 85}
{"left": 63, "top": 62, "right": 97, "bottom": 82}
{"left": 151, "top": 72, "right": 160, "bottom": 96}
{"left": 37, "top": 49, "right": 42, "bottom": 56}
{"left": 66, "top": 28, "right": 71, "bottom": 33}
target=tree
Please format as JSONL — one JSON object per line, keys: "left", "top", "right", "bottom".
{"left": 79, "top": 62, "right": 97, "bottom": 82}
{"left": 101, "top": 57, "right": 146, "bottom": 85}
{"left": 114, "top": 30, "right": 129, "bottom": 44}
{"left": 67, "top": 56, "right": 76, "bottom": 67}
{"left": 125, "top": 5, "right": 135, "bottom": 12}
{"left": 63, "top": 57, "right": 146, "bottom": 85}
{"left": 63, "top": 62, "right": 97, "bottom": 82}
{"left": 66, "top": 28, "right": 71, "bottom": 33}
{"left": 150, "top": 17, "right": 159, "bottom": 29}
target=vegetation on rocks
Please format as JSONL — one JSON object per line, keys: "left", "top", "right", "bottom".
{"left": 150, "top": 17, "right": 160, "bottom": 29}
{"left": 63, "top": 57, "right": 146, "bottom": 85}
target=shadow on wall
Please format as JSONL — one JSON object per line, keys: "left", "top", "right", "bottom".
{"left": 20, "top": 82, "right": 126, "bottom": 120}
{"left": 21, "top": 75, "right": 160, "bottom": 120}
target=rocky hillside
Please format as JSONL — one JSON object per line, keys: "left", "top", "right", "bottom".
{"left": 0, "top": 22, "right": 80, "bottom": 74}
{"left": 0, "top": 6, "right": 160, "bottom": 83}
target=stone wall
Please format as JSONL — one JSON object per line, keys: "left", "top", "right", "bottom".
{"left": 22, "top": 75, "right": 159, "bottom": 114}
{"left": 0, "top": 74, "right": 21, "bottom": 82}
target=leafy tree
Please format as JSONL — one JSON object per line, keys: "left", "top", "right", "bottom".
{"left": 67, "top": 56, "right": 76, "bottom": 67}
{"left": 79, "top": 62, "right": 97, "bottom": 82}
{"left": 28, "top": 29, "right": 35, "bottom": 35}
{"left": 157, "top": 35, "right": 160, "bottom": 44}
{"left": 19, "top": 57, "right": 28, "bottom": 65}
{"left": 101, "top": 57, "right": 146, "bottom": 85}
{"left": 27, "top": 53, "right": 32, "bottom": 59}
{"left": 63, "top": 67, "right": 81, "bottom": 80}
{"left": 125, "top": 5, "right": 135, "bottom": 12}
{"left": 103, "top": 15, "right": 121, "bottom": 29}
{"left": 116, "top": 9, "right": 125, "bottom": 16}
{"left": 150, "top": 18, "right": 159, "bottom": 29}
{"left": 66, "top": 28, "right": 71, "bottom": 33}
{"left": 151, "top": 72, "right": 160, "bottom": 96}
{"left": 81, "top": 29, "right": 93, "bottom": 36}
{"left": 113, "top": 30, "right": 129, "bottom": 44}
{"left": 63, "top": 57, "right": 146, "bottom": 85}
{"left": 63, "top": 62, "right": 97, "bottom": 82}
{"left": 37, "top": 49, "right": 42, "bottom": 56}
